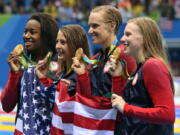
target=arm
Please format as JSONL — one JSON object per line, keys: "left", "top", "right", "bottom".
{"left": 112, "top": 76, "right": 126, "bottom": 96}
{"left": 72, "top": 56, "right": 92, "bottom": 95}
{"left": 111, "top": 45, "right": 136, "bottom": 95}
{"left": 77, "top": 71, "right": 91, "bottom": 95}
{"left": 1, "top": 71, "right": 22, "bottom": 112}
{"left": 124, "top": 59, "right": 175, "bottom": 124}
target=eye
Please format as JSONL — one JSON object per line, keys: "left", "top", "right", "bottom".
{"left": 56, "top": 39, "right": 67, "bottom": 45}
{"left": 61, "top": 39, "right": 67, "bottom": 45}
{"left": 31, "top": 29, "right": 39, "bottom": 34}
{"left": 24, "top": 29, "right": 38, "bottom": 35}
{"left": 90, "top": 23, "right": 99, "bottom": 29}
{"left": 56, "top": 39, "right": 59, "bottom": 44}
{"left": 24, "top": 30, "right": 27, "bottom": 34}
{"left": 125, "top": 32, "right": 131, "bottom": 36}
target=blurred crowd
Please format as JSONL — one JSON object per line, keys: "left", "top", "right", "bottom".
{"left": 0, "top": 0, "right": 180, "bottom": 24}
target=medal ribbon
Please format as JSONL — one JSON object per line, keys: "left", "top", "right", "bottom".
{"left": 82, "top": 39, "right": 118, "bottom": 64}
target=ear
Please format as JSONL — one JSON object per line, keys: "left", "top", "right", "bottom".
{"left": 110, "top": 21, "right": 116, "bottom": 33}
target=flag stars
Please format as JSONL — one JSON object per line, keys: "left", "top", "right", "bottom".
{"left": 41, "top": 108, "right": 46, "bottom": 112}
{"left": 40, "top": 129, "right": 44, "bottom": 135}
{"left": 23, "top": 113, "right": 29, "bottom": 120}
{"left": 42, "top": 115, "right": 47, "bottom": 121}
{"left": 24, "top": 124, "right": 30, "bottom": 131}
{"left": 19, "top": 67, "right": 56, "bottom": 134}
{"left": 36, "top": 86, "right": 41, "bottom": 91}
{"left": 23, "top": 102, "right": 28, "bottom": 109}
{"left": 33, "top": 79, "right": 36, "bottom": 84}
{"left": 22, "top": 81, "right": 26, "bottom": 86}
{"left": 23, "top": 91, "right": 27, "bottom": 97}
{"left": 44, "top": 87, "right": 48, "bottom": 91}
{"left": 27, "top": 68, "right": 32, "bottom": 73}
{"left": 35, "top": 108, "right": 38, "bottom": 114}
{"left": 37, "top": 120, "right": 40, "bottom": 126}
{"left": 19, "top": 109, "right": 23, "bottom": 116}
{"left": 33, "top": 98, "right": 38, "bottom": 104}
{"left": 41, "top": 93, "right": 45, "bottom": 97}
{"left": 46, "top": 126, "right": 50, "bottom": 132}
{"left": 33, "top": 124, "right": 37, "bottom": 130}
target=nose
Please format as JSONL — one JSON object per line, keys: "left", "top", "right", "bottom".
{"left": 88, "top": 27, "right": 93, "bottom": 35}
{"left": 120, "top": 35, "right": 125, "bottom": 42}
{"left": 23, "top": 31, "right": 31, "bottom": 39}
{"left": 56, "top": 41, "right": 62, "bottom": 49}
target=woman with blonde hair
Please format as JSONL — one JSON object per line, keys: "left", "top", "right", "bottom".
{"left": 110, "top": 16, "right": 175, "bottom": 135}
{"left": 72, "top": 5, "right": 136, "bottom": 98}
{"left": 72, "top": 5, "right": 137, "bottom": 134}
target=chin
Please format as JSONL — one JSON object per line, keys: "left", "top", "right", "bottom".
{"left": 93, "top": 41, "right": 101, "bottom": 46}
{"left": 124, "top": 50, "right": 130, "bottom": 55}
{"left": 92, "top": 40, "right": 97, "bottom": 44}
{"left": 58, "top": 57, "right": 64, "bottom": 61}
{"left": 92, "top": 38, "right": 98, "bottom": 44}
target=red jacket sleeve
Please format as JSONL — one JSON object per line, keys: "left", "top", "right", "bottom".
{"left": 124, "top": 58, "right": 175, "bottom": 124}
{"left": 1, "top": 71, "right": 22, "bottom": 112}
{"left": 77, "top": 71, "right": 91, "bottom": 95}
{"left": 112, "top": 76, "right": 126, "bottom": 96}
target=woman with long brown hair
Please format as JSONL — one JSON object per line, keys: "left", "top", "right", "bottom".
{"left": 35, "top": 24, "right": 91, "bottom": 134}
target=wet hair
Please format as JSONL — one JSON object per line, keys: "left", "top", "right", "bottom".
{"left": 128, "top": 16, "right": 174, "bottom": 91}
{"left": 91, "top": 5, "right": 122, "bottom": 35}
{"left": 28, "top": 13, "right": 59, "bottom": 56}
{"left": 60, "top": 24, "right": 90, "bottom": 71}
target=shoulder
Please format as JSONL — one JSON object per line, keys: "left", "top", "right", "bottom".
{"left": 143, "top": 58, "right": 168, "bottom": 72}
{"left": 142, "top": 58, "right": 170, "bottom": 78}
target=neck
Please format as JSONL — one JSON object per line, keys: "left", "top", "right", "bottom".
{"left": 31, "top": 54, "right": 46, "bottom": 62}
{"left": 57, "top": 60, "right": 64, "bottom": 73}
{"left": 30, "top": 49, "right": 47, "bottom": 62}
{"left": 64, "top": 59, "right": 72, "bottom": 74}
{"left": 136, "top": 54, "right": 145, "bottom": 64}
{"left": 102, "top": 35, "right": 117, "bottom": 51}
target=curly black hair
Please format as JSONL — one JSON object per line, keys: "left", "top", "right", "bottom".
{"left": 28, "top": 13, "right": 59, "bottom": 56}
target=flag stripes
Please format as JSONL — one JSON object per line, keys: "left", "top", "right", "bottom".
{"left": 51, "top": 93, "right": 117, "bottom": 135}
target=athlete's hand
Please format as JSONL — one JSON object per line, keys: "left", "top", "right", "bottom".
{"left": 35, "top": 60, "right": 49, "bottom": 79}
{"left": 8, "top": 51, "right": 21, "bottom": 73}
{"left": 111, "top": 93, "right": 125, "bottom": 113}
{"left": 71, "top": 57, "right": 86, "bottom": 75}
{"left": 108, "top": 55, "right": 123, "bottom": 77}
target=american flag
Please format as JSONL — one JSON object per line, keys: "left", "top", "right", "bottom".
{"left": 50, "top": 90, "right": 117, "bottom": 135}
{"left": 14, "top": 66, "right": 56, "bottom": 135}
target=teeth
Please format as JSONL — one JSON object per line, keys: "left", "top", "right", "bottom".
{"left": 57, "top": 49, "right": 64, "bottom": 56}
{"left": 124, "top": 43, "right": 129, "bottom": 46}
{"left": 25, "top": 39, "right": 33, "bottom": 42}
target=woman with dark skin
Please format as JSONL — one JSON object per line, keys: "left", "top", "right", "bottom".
{"left": 1, "top": 13, "right": 59, "bottom": 134}
{"left": 110, "top": 17, "right": 175, "bottom": 135}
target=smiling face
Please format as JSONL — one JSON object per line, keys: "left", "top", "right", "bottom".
{"left": 121, "top": 22, "right": 143, "bottom": 61}
{"left": 23, "top": 19, "right": 42, "bottom": 52}
{"left": 56, "top": 30, "right": 71, "bottom": 61}
{"left": 88, "top": 12, "right": 113, "bottom": 46}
